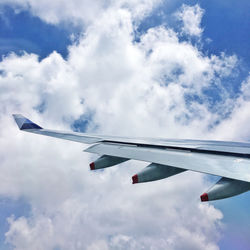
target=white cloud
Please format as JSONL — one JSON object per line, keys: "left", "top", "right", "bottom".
{"left": 175, "top": 4, "right": 204, "bottom": 37}
{"left": 0, "top": 2, "right": 247, "bottom": 250}
{"left": 0, "top": 0, "right": 161, "bottom": 25}
{"left": 212, "top": 76, "right": 250, "bottom": 141}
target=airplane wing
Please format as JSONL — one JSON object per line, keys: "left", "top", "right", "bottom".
{"left": 13, "top": 114, "right": 250, "bottom": 202}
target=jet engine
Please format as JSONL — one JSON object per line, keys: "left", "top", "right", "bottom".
{"left": 132, "top": 163, "right": 185, "bottom": 184}
{"left": 201, "top": 177, "right": 250, "bottom": 202}
{"left": 90, "top": 155, "right": 128, "bottom": 170}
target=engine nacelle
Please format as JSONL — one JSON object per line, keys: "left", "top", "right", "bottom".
{"left": 90, "top": 155, "right": 128, "bottom": 170}
{"left": 132, "top": 163, "right": 185, "bottom": 184}
{"left": 200, "top": 177, "right": 250, "bottom": 202}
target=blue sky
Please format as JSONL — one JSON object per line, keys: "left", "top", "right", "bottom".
{"left": 0, "top": 6, "right": 73, "bottom": 60}
{"left": 0, "top": 1, "right": 250, "bottom": 249}
{"left": 1, "top": 1, "right": 249, "bottom": 66}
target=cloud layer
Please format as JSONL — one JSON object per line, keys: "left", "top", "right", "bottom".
{"left": 0, "top": 1, "right": 249, "bottom": 250}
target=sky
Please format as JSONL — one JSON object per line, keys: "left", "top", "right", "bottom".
{"left": 0, "top": 0, "right": 250, "bottom": 249}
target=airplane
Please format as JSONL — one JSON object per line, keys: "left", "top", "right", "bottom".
{"left": 13, "top": 114, "right": 250, "bottom": 202}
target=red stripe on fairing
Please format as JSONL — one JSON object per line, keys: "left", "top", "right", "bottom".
{"left": 200, "top": 193, "right": 209, "bottom": 202}
{"left": 132, "top": 174, "right": 138, "bottom": 184}
{"left": 90, "top": 162, "right": 95, "bottom": 170}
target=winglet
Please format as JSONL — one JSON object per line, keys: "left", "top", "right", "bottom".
{"left": 12, "top": 114, "right": 42, "bottom": 130}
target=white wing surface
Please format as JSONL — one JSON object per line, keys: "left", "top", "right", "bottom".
{"left": 13, "top": 114, "right": 250, "bottom": 201}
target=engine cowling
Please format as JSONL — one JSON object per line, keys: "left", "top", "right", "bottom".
{"left": 200, "top": 177, "right": 250, "bottom": 202}
{"left": 90, "top": 155, "right": 128, "bottom": 170}
{"left": 132, "top": 163, "right": 185, "bottom": 184}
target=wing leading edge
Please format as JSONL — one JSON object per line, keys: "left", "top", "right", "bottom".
{"left": 13, "top": 114, "right": 250, "bottom": 201}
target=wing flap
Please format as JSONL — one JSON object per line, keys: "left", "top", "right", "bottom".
{"left": 85, "top": 143, "right": 250, "bottom": 182}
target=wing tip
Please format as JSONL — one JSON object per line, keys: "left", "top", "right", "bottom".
{"left": 12, "top": 114, "right": 42, "bottom": 130}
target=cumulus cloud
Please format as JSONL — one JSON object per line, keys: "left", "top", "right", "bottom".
{"left": 0, "top": 1, "right": 248, "bottom": 250}
{"left": 0, "top": 0, "right": 161, "bottom": 25}
{"left": 175, "top": 4, "right": 204, "bottom": 37}
{"left": 212, "top": 76, "right": 250, "bottom": 140}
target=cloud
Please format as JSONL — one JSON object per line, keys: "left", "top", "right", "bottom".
{"left": 175, "top": 4, "right": 204, "bottom": 37}
{"left": 212, "top": 76, "right": 250, "bottom": 140}
{"left": 0, "top": 0, "right": 161, "bottom": 25}
{"left": 0, "top": 2, "right": 248, "bottom": 250}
